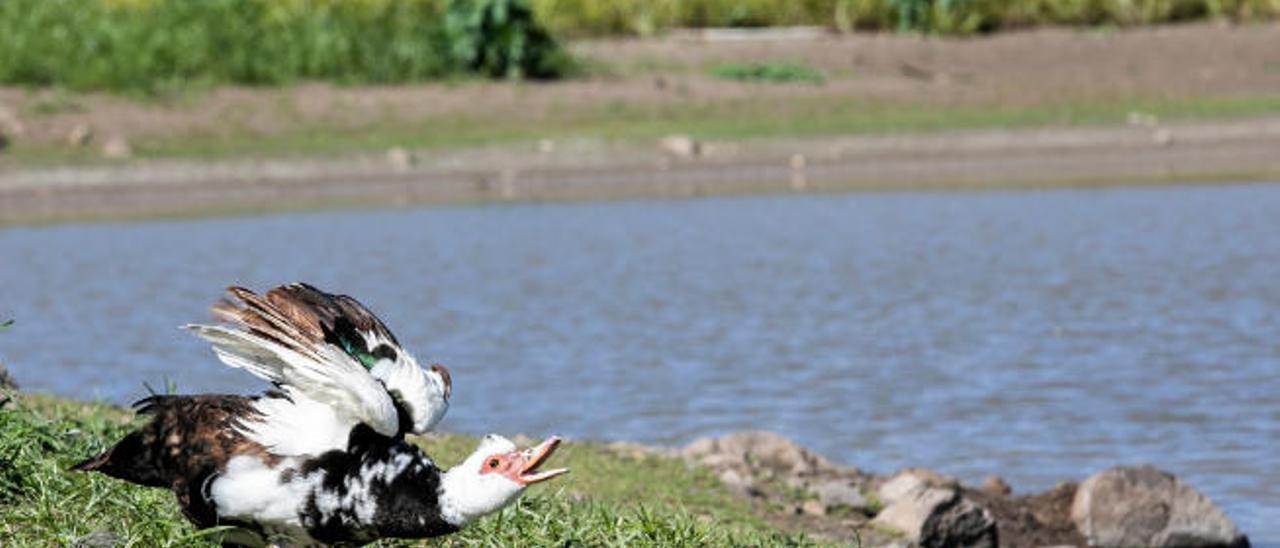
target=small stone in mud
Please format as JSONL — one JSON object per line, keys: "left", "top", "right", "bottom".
{"left": 659, "top": 135, "right": 700, "bottom": 158}
{"left": 67, "top": 123, "right": 94, "bottom": 147}
{"left": 718, "top": 468, "right": 757, "bottom": 498}
{"left": 802, "top": 499, "right": 827, "bottom": 516}
{"left": 101, "top": 136, "right": 132, "bottom": 159}
{"left": 982, "top": 475, "right": 1012, "bottom": 496}
{"left": 386, "top": 147, "right": 415, "bottom": 170}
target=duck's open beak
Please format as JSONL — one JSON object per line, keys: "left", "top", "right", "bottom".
{"left": 515, "top": 436, "right": 569, "bottom": 486}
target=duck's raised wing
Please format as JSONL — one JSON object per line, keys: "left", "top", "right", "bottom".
{"left": 185, "top": 285, "right": 400, "bottom": 438}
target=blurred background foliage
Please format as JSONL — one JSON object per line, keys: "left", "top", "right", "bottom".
{"left": 0, "top": 0, "right": 1277, "bottom": 92}
{"left": 531, "top": 0, "right": 1280, "bottom": 35}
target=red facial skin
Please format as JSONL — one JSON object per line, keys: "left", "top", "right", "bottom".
{"left": 477, "top": 437, "right": 568, "bottom": 486}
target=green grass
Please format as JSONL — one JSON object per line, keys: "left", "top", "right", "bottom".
{"left": 708, "top": 62, "right": 825, "bottom": 84}
{"left": 0, "top": 0, "right": 569, "bottom": 94}
{"left": 0, "top": 394, "right": 814, "bottom": 547}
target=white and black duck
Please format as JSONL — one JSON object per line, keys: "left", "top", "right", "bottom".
{"left": 73, "top": 394, "right": 566, "bottom": 546}
{"left": 73, "top": 283, "right": 568, "bottom": 546}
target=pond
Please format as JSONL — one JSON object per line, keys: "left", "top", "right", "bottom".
{"left": 2, "top": 183, "right": 1277, "bottom": 540}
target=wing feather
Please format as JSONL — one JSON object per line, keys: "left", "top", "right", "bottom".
{"left": 185, "top": 324, "right": 398, "bottom": 439}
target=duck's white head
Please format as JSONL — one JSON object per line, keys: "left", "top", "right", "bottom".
{"left": 439, "top": 434, "right": 568, "bottom": 526}
{"left": 370, "top": 360, "right": 451, "bottom": 434}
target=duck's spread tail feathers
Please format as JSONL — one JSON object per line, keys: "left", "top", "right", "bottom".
{"left": 70, "top": 396, "right": 187, "bottom": 486}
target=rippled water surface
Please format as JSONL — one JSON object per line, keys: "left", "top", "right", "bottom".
{"left": 3, "top": 184, "right": 1278, "bottom": 539}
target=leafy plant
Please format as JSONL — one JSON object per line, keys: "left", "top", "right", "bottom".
{"left": 444, "top": 0, "right": 573, "bottom": 79}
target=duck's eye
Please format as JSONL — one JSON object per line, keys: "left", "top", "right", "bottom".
{"left": 488, "top": 459, "right": 500, "bottom": 469}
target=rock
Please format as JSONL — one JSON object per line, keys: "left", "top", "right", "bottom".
{"left": 538, "top": 139, "right": 555, "bottom": 153}
{"left": 659, "top": 134, "right": 700, "bottom": 158}
{"left": 982, "top": 475, "right": 1012, "bottom": 496}
{"left": 802, "top": 499, "right": 827, "bottom": 516}
{"left": 67, "top": 123, "right": 94, "bottom": 147}
{"left": 0, "top": 358, "right": 15, "bottom": 390}
{"left": 790, "top": 153, "right": 807, "bottom": 169}
{"left": 682, "top": 436, "right": 718, "bottom": 458}
{"left": 1153, "top": 128, "right": 1175, "bottom": 147}
{"left": 879, "top": 469, "right": 957, "bottom": 505}
{"left": 0, "top": 104, "right": 23, "bottom": 137}
{"left": 873, "top": 486, "right": 997, "bottom": 548}
{"left": 386, "top": 147, "right": 415, "bottom": 170}
{"left": 718, "top": 468, "right": 757, "bottom": 498}
{"left": 1072, "top": 465, "right": 1248, "bottom": 548}
{"left": 880, "top": 472, "right": 929, "bottom": 504}
{"left": 683, "top": 431, "right": 834, "bottom": 476}
{"left": 101, "top": 136, "right": 132, "bottom": 159}
{"left": 812, "top": 479, "right": 869, "bottom": 512}
{"left": 75, "top": 530, "right": 120, "bottom": 548}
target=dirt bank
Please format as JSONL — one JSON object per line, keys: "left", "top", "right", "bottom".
{"left": 2, "top": 115, "right": 1279, "bottom": 225}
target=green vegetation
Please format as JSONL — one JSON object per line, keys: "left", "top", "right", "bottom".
{"left": 0, "top": 0, "right": 570, "bottom": 93}
{"left": 708, "top": 62, "right": 825, "bottom": 84}
{"left": 530, "top": 0, "right": 1280, "bottom": 35}
{"left": 0, "top": 394, "right": 815, "bottom": 546}
{"left": 1, "top": 0, "right": 1277, "bottom": 94}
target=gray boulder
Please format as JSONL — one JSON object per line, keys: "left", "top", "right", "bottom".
{"left": 872, "top": 471, "right": 997, "bottom": 548}
{"left": 1071, "top": 465, "right": 1249, "bottom": 548}
{"left": 812, "top": 479, "right": 870, "bottom": 513}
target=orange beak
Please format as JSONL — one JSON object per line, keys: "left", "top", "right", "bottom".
{"left": 510, "top": 436, "right": 569, "bottom": 486}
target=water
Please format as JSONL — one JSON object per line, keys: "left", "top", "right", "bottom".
{"left": 2, "top": 184, "right": 1277, "bottom": 539}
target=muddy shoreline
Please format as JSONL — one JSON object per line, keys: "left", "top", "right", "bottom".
{"left": 2, "top": 116, "right": 1279, "bottom": 226}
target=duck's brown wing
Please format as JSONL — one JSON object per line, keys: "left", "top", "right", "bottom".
{"left": 72, "top": 394, "right": 273, "bottom": 527}
{"left": 186, "top": 284, "right": 402, "bottom": 439}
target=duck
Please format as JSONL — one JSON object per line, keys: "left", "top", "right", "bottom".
{"left": 73, "top": 282, "right": 568, "bottom": 545}
{"left": 184, "top": 283, "right": 452, "bottom": 456}
{"left": 73, "top": 393, "right": 567, "bottom": 546}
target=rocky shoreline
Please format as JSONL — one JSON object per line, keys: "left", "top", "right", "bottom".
{"left": 609, "top": 431, "right": 1251, "bottom": 548}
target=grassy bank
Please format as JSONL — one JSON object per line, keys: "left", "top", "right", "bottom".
{"left": 0, "top": 394, "right": 814, "bottom": 546}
